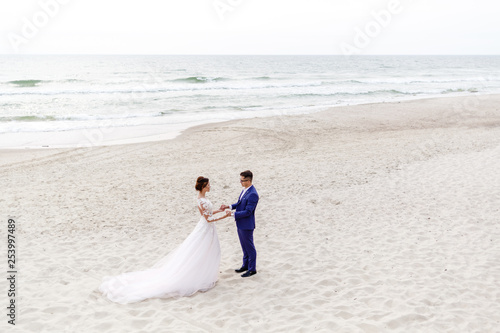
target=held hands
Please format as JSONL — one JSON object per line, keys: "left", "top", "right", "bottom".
{"left": 217, "top": 205, "right": 232, "bottom": 219}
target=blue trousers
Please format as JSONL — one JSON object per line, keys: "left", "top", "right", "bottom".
{"left": 237, "top": 228, "right": 257, "bottom": 271}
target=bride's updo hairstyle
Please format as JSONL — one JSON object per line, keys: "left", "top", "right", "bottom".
{"left": 195, "top": 176, "right": 209, "bottom": 191}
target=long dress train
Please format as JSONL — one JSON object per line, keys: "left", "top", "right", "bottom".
{"left": 99, "top": 197, "right": 221, "bottom": 304}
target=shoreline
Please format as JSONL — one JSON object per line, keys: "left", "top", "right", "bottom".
{"left": 1, "top": 93, "right": 497, "bottom": 167}
{"left": 1, "top": 92, "right": 497, "bottom": 152}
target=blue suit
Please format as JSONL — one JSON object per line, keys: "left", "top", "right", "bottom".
{"left": 231, "top": 185, "right": 259, "bottom": 271}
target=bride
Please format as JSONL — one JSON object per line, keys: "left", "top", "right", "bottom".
{"left": 99, "top": 176, "right": 231, "bottom": 304}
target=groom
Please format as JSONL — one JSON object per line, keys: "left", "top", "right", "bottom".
{"left": 221, "top": 170, "right": 259, "bottom": 278}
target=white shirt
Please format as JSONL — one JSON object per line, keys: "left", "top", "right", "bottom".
{"left": 239, "top": 186, "right": 250, "bottom": 200}
{"left": 230, "top": 185, "right": 252, "bottom": 216}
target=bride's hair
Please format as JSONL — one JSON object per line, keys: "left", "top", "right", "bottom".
{"left": 195, "top": 176, "right": 209, "bottom": 191}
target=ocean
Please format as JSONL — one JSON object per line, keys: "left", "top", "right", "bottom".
{"left": 1, "top": 55, "right": 499, "bottom": 148}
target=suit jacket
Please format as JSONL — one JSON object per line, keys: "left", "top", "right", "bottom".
{"left": 231, "top": 185, "right": 259, "bottom": 230}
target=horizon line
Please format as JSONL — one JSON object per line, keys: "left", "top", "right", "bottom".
{"left": 1, "top": 53, "right": 499, "bottom": 56}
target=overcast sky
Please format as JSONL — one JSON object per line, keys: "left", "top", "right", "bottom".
{"left": 0, "top": 0, "right": 499, "bottom": 55}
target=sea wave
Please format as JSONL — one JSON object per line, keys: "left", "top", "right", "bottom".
{"left": 0, "top": 81, "right": 325, "bottom": 96}
{"left": 0, "top": 115, "right": 57, "bottom": 122}
{"left": 7, "top": 79, "right": 45, "bottom": 87}
{"left": 172, "top": 76, "right": 229, "bottom": 83}
{"left": 3, "top": 78, "right": 87, "bottom": 87}
{"left": 441, "top": 88, "right": 479, "bottom": 94}
{"left": 0, "top": 112, "right": 166, "bottom": 123}
{"left": 284, "top": 89, "right": 418, "bottom": 98}
{"left": 0, "top": 83, "right": 485, "bottom": 98}
{"left": 1, "top": 75, "right": 494, "bottom": 97}
{"left": 201, "top": 104, "right": 264, "bottom": 111}
{"left": 338, "top": 78, "right": 495, "bottom": 85}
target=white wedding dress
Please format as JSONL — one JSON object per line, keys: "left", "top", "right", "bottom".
{"left": 99, "top": 197, "right": 221, "bottom": 304}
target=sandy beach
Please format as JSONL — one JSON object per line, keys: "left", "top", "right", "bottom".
{"left": 1, "top": 94, "right": 500, "bottom": 332}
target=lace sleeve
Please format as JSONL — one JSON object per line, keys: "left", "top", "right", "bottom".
{"left": 198, "top": 199, "right": 215, "bottom": 222}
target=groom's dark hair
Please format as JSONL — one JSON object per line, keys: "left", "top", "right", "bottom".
{"left": 240, "top": 170, "right": 253, "bottom": 181}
